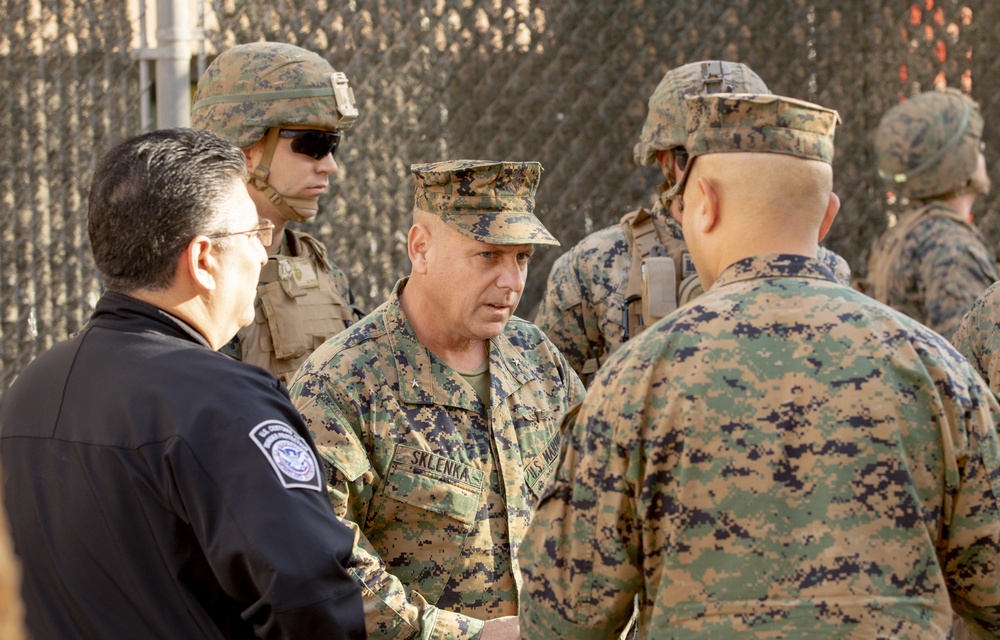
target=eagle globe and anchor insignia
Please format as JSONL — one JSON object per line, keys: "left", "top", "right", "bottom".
{"left": 249, "top": 420, "right": 323, "bottom": 491}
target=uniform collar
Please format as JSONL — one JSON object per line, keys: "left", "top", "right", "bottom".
{"left": 713, "top": 253, "right": 839, "bottom": 289}
{"left": 383, "top": 278, "right": 539, "bottom": 414}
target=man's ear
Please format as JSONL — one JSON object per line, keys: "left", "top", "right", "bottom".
{"left": 182, "top": 237, "right": 218, "bottom": 292}
{"left": 408, "top": 223, "right": 432, "bottom": 274}
{"left": 817, "top": 191, "right": 841, "bottom": 242}
{"left": 695, "top": 176, "right": 720, "bottom": 233}
{"left": 243, "top": 140, "right": 264, "bottom": 171}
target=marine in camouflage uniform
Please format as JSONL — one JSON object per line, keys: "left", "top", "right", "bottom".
{"left": 192, "top": 42, "right": 362, "bottom": 384}
{"left": 864, "top": 88, "right": 997, "bottom": 341}
{"left": 953, "top": 281, "right": 1000, "bottom": 393}
{"left": 518, "top": 94, "right": 1000, "bottom": 638}
{"left": 289, "top": 160, "right": 586, "bottom": 640}
{"left": 534, "top": 61, "right": 851, "bottom": 382}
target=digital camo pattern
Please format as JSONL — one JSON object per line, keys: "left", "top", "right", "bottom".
{"left": 191, "top": 41, "right": 357, "bottom": 148}
{"left": 532, "top": 198, "right": 687, "bottom": 379}
{"left": 665, "top": 93, "right": 839, "bottom": 201}
{"left": 866, "top": 202, "right": 998, "bottom": 341}
{"left": 685, "top": 93, "right": 839, "bottom": 163}
{"left": 533, "top": 197, "right": 852, "bottom": 382}
{"left": 953, "top": 281, "right": 1000, "bottom": 393}
{"left": 519, "top": 254, "right": 1000, "bottom": 639}
{"left": 288, "top": 278, "right": 585, "bottom": 640}
{"left": 875, "top": 89, "right": 984, "bottom": 200}
{"left": 411, "top": 160, "right": 558, "bottom": 246}
{"left": 633, "top": 61, "right": 769, "bottom": 166}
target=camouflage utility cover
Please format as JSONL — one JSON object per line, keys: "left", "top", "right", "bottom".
{"left": 953, "top": 281, "right": 1000, "bottom": 393}
{"left": 865, "top": 201, "right": 997, "bottom": 341}
{"left": 411, "top": 160, "right": 558, "bottom": 246}
{"left": 288, "top": 279, "right": 585, "bottom": 639}
{"left": 519, "top": 254, "right": 1000, "bottom": 638}
{"left": 191, "top": 42, "right": 358, "bottom": 148}
{"left": 686, "top": 93, "right": 839, "bottom": 162}
{"left": 665, "top": 93, "right": 839, "bottom": 200}
{"left": 875, "top": 89, "right": 984, "bottom": 200}
{"left": 634, "top": 61, "right": 769, "bottom": 166}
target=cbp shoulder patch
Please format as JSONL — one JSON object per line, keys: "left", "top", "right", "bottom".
{"left": 249, "top": 420, "right": 323, "bottom": 492}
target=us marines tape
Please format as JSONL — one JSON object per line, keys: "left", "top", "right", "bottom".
{"left": 249, "top": 420, "right": 323, "bottom": 491}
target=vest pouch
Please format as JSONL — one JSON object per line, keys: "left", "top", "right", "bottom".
{"left": 258, "top": 281, "right": 310, "bottom": 360}
{"left": 641, "top": 255, "right": 677, "bottom": 325}
{"left": 678, "top": 272, "right": 704, "bottom": 306}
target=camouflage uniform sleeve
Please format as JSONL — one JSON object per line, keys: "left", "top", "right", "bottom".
{"left": 943, "top": 378, "right": 1000, "bottom": 635}
{"left": 518, "top": 355, "right": 640, "bottom": 638}
{"left": 917, "top": 227, "right": 998, "bottom": 341}
{"left": 290, "top": 374, "right": 485, "bottom": 640}
{"left": 533, "top": 250, "right": 603, "bottom": 379}
{"left": 952, "top": 282, "right": 1000, "bottom": 389}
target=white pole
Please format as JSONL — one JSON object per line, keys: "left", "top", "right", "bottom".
{"left": 155, "top": 0, "right": 192, "bottom": 129}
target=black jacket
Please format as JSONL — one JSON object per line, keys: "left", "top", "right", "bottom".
{"left": 0, "top": 291, "right": 366, "bottom": 639}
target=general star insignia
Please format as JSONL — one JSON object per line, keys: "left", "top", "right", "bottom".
{"left": 411, "top": 378, "right": 419, "bottom": 388}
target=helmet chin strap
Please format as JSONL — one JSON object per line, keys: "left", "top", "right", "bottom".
{"left": 245, "top": 127, "right": 320, "bottom": 223}
{"left": 927, "top": 174, "right": 991, "bottom": 203}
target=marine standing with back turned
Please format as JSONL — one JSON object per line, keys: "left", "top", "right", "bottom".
{"left": 533, "top": 60, "right": 852, "bottom": 383}
{"left": 192, "top": 42, "right": 363, "bottom": 383}
{"left": 865, "top": 88, "right": 997, "bottom": 340}
{"left": 518, "top": 92, "right": 1000, "bottom": 639}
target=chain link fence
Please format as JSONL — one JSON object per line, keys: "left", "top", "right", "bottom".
{"left": 1, "top": 0, "right": 994, "bottom": 390}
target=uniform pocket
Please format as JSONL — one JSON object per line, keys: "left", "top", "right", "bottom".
{"left": 365, "top": 445, "right": 485, "bottom": 598}
{"left": 377, "top": 445, "right": 483, "bottom": 525}
{"left": 258, "top": 281, "right": 309, "bottom": 359}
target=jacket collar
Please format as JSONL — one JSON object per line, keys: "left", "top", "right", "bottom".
{"left": 713, "top": 253, "right": 839, "bottom": 290}
{"left": 93, "top": 290, "right": 212, "bottom": 348}
{"left": 382, "top": 278, "right": 539, "bottom": 414}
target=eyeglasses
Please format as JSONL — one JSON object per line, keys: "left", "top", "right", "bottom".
{"left": 208, "top": 218, "right": 275, "bottom": 246}
{"left": 278, "top": 128, "right": 341, "bottom": 160}
{"left": 673, "top": 147, "right": 690, "bottom": 172}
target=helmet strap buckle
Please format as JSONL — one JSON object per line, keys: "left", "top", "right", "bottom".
{"left": 701, "top": 61, "right": 734, "bottom": 94}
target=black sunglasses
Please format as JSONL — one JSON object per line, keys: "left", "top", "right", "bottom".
{"left": 673, "top": 146, "right": 689, "bottom": 172}
{"left": 278, "top": 129, "right": 341, "bottom": 160}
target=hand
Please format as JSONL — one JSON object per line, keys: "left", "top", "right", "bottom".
{"left": 480, "top": 615, "right": 520, "bottom": 640}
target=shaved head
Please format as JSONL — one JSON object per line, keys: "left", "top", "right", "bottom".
{"left": 692, "top": 152, "right": 833, "bottom": 236}
{"left": 679, "top": 152, "right": 840, "bottom": 288}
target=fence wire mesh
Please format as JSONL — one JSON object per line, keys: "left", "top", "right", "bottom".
{"left": 1, "top": 0, "right": 995, "bottom": 389}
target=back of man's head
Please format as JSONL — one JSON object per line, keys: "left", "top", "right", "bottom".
{"left": 87, "top": 128, "right": 247, "bottom": 293}
{"left": 668, "top": 93, "right": 839, "bottom": 204}
{"left": 670, "top": 94, "right": 840, "bottom": 276}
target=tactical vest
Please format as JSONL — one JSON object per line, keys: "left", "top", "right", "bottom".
{"left": 865, "top": 202, "right": 979, "bottom": 304}
{"left": 239, "top": 229, "right": 356, "bottom": 385}
{"left": 620, "top": 207, "right": 701, "bottom": 342}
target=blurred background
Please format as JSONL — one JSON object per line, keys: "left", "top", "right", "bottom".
{"left": 1, "top": 0, "right": 995, "bottom": 389}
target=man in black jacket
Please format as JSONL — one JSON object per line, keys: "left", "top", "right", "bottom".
{"left": 0, "top": 128, "right": 366, "bottom": 639}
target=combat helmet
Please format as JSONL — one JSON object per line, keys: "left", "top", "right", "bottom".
{"left": 633, "top": 61, "right": 770, "bottom": 167}
{"left": 191, "top": 42, "right": 359, "bottom": 222}
{"left": 874, "top": 88, "right": 987, "bottom": 201}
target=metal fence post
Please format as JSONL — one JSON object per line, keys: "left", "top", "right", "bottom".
{"left": 154, "top": 0, "right": 192, "bottom": 129}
